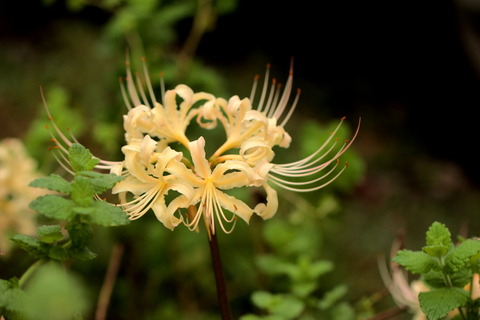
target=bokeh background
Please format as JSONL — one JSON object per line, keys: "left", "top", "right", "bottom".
{"left": 2, "top": 0, "right": 480, "bottom": 319}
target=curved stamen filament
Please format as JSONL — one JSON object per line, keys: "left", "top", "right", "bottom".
{"left": 120, "top": 184, "right": 163, "bottom": 220}
{"left": 269, "top": 162, "right": 348, "bottom": 192}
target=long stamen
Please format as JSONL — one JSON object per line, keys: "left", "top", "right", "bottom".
{"left": 249, "top": 74, "right": 260, "bottom": 103}
{"left": 272, "top": 68, "right": 293, "bottom": 119}
{"left": 125, "top": 60, "right": 142, "bottom": 107}
{"left": 256, "top": 64, "right": 271, "bottom": 112}
{"left": 141, "top": 57, "right": 158, "bottom": 106}
{"left": 279, "top": 88, "right": 301, "bottom": 127}
{"left": 159, "top": 72, "right": 166, "bottom": 105}
{"left": 134, "top": 72, "right": 150, "bottom": 108}
{"left": 263, "top": 78, "right": 277, "bottom": 114}
{"left": 269, "top": 162, "right": 348, "bottom": 192}
{"left": 119, "top": 77, "right": 132, "bottom": 110}
{"left": 212, "top": 189, "right": 236, "bottom": 234}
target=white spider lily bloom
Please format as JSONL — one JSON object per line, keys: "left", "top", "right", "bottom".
{"left": 0, "top": 138, "right": 45, "bottom": 254}
{"left": 42, "top": 57, "right": 359, "bottom": 234}
{"left": 122, "top": 83, "right": 215, "bottom": 148}
{"left": 175, "top": 137, "right": 258, "bottom": 234}
{"left": 112, "top": 135, "right": 195, "bottom": 230}
{"left": 121, "top": 60, "right": 216, "bottom": 148}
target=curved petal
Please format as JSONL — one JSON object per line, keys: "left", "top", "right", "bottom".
{"left": 254, "top": 183, "right": 278, "bottom": 219}
{"left": 188, "top": 137, "right": 211, "bottom": 178}
{"left": 214, "top": 189, "right": 254, "bottom": 223}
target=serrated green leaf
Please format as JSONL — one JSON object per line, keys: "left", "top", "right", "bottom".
{"left": 38, "top": 225, "right": 63, "bottom": 244}
{"left": 48, "top": 246, "right": 69, "bottom": 261}
{"left": 419, "top": 288, "right": 468, "bottom": 320}
{"left": 423, "top": 245, "right": 449, "bottom": 257}
{"left": 87, "top": 201, "right": 130, "bottom": 227}
{"left": 446, "top": 239, "right": 480, "bottom": 273}
{"left": 450, "top": 268, "right": 473, "bottom": 288}
{"left": 67, "top": 221, "right": 92, "bottom": 248}
{"left": 422, "top": 267, "right": 473, "bottom": 289}
{"left": 68, "top": 143, "right": 99, "bottom": 172}
{"left": 29, "top": 195, "right": 75, "bottom": 220}
{"left": 426, "top": 222, "right": 452, "bottom": 250}
{"left": 29, "top": 174, "right": 71, "bottom": 194}
{"left": 393, "top": 250, "right": 440, "bottom": 274}
{"left": 77, "top": 171, "right": 124, "bottom": 194}
{"left": 10, "top": 234, "right": 45, "bottom": 258}
{"left": 71, "top": 176, "right": 94, "bottom": 207}
{"left": 422, "top": 271, "right": 447, "bottom": 288}
{"left": 0, "top": 278, "right": 25, "bottom": 312}
{"left": 68, "top": 247, "right": 97, "bottom": 261}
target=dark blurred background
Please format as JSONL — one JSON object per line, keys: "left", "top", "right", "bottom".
{"left": 2, "top": 0, "right": 480, "bottom": 318}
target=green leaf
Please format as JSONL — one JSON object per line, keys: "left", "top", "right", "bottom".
{"left": 68, "top": 247, "right": 97, "bottom": 261}
{"left": 30, "top": 195, "right": 75, "bottom": 220}
{"left": 446, "top": 239, "right": 480, "bottom": 273}
{"left": 318, "top": 284, "right": 349, "bottom": 310}
{"left": 48, "top": 246, "right": 69, "bottom": 261}
{"left": 77, "top": 171, "right": 124, "bottom": 194}
{"left": 392, "top": 250, "right": 440, "bottom": 274}
{"left": 68, "top": 143, "right": 99, "bottom": 172}
{"left": 423, "top": 245, "right": 449, "bottom": 258}
{"left": 422, "top": 271, "right": 447, "bottom": 288}
{"left": 0, "top": 278, "right": 25, "bottom": 312}
{"left": 29, "top": 174, "right": 71, "bottom": 194}
{"left": 67, "top": 221, "right": 92, "bottom": 249}
{"left": 38, "top": 225, "right": 63, "bottom": 244}
{"left": 87, "top": 201, "right": 130, "bottom": 227}
{"left": 71, "top": 176, "right": 94, "bottom": 207}
{"left": 22, "top": 263, "right": 89, "bottom": 320}
{"left": 419, "top": 288, "right": 468, "bottom": 320}
{"left": 330, "top": 302, "right": 355, "bottom": 320}
{"left": 251, "top": 291, "right": 304, "bottom": 319}
{"left": 10, "top": 235, "right": 45, "bottom": 258}
{"left": 425, "top": 222, "right": 452, "bottom": 256}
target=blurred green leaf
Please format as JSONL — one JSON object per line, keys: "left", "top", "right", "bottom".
{"left": 318, "top": 284, "right": 348, "bottom": 310}
{"left": 10, "top": 235, "right": 45, "bottom": 259}
{"left": 22, "top": 263, "right": 90, "bottom": 320}
{"left": 38, "top": 225, "right": 63, "bottom": 244}
{"left": 251, "top": 291, "right": 304, "bottom": 319}
{"left": 0, "top": 278, "right": 25, "bottom": 314}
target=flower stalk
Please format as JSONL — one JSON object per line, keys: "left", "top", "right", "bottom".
{"left": 208, "top": 231, "right": 232, "bottom": 320}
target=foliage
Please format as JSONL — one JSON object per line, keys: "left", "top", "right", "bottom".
{"left": 0, "top": 143, "right": 129, "bottom": 319}
{"left": 393, "top": 221, "right": 480, "bottom": 320}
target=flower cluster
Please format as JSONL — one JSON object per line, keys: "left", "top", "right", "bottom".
{"left": 0, "top": 138, "right": 44, "bottom": 254}
{"left": 47, "top": 59, "right": 358, "bottom": 235}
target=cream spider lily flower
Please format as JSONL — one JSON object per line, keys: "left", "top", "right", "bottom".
{"left": 43, "top": 57, "right": 359, "bottom": 234}
{"left": 175, "top": 137, "right": 259, "bottom": 234}
{"left": 112, "top": 135, "right": 195, "bottom": 230}
{"left": 121, "top": 60, "right": 216, "bottom": 148}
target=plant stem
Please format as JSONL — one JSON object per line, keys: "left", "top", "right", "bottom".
{"left": 18, "top": 259, "right": 45, "bottom": 287}
{"left": 208, "top": 231, "right": 232, "bottom": 320}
